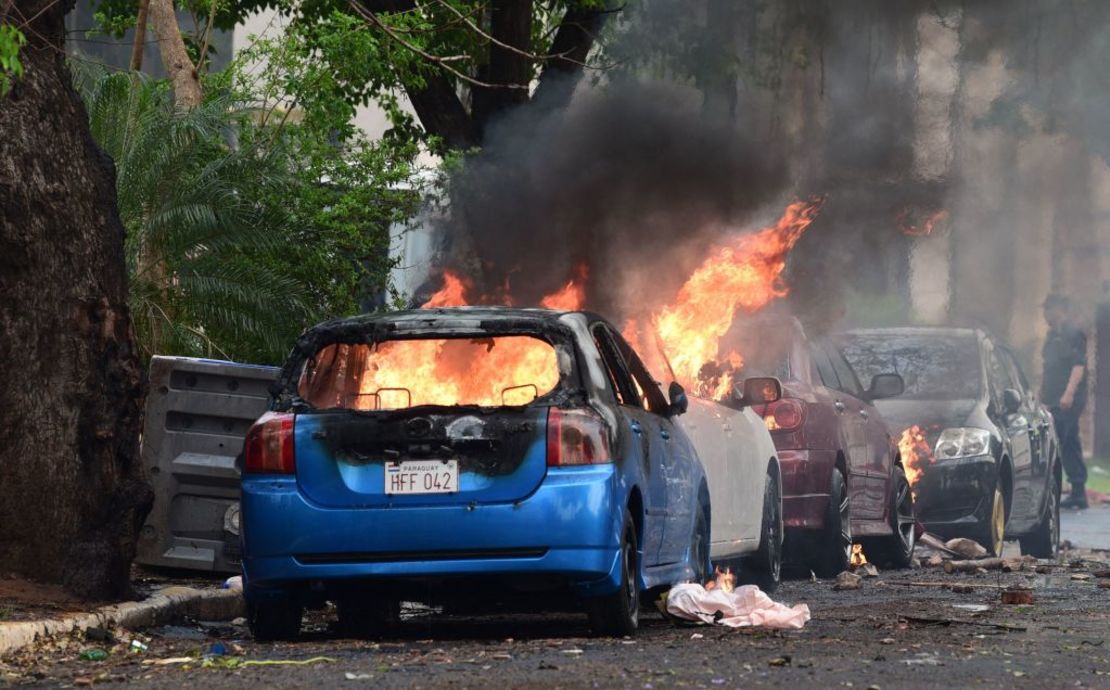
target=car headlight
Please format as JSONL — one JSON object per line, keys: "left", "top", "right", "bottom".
{"left": 934, "top": 428, "right": 991, "bottom": 460}
{"left": 224, "top": 502, "right": 241, "bottom": 536}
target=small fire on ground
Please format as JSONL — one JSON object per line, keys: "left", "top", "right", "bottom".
{"left": 850, "top": 544, "right": 868, "bottom": 568}
{"left": 898, "top": 424, "right": 935, "bottom": 499}
{"left": 705, "top": 566, "right": 735, "bottom": 593}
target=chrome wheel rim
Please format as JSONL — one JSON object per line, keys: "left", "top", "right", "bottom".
{"left": 839, "top": 488, "right": 853, "bottom": 563}
{"left": 990, "top": 487, "right": 1005, "bottom": 555}
{"left": 895, "top": 479, "right": 916, "bottom": 552}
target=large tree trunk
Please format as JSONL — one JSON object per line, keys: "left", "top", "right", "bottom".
{"left": 148, "top": 0, "right": 201, "bottom": 107}
{"left": 0, "top": 0, "right": 153, "bottom": 599}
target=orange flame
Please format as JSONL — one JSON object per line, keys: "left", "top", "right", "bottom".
{"left": 705, "top": 566, "right": 735, "bottom": 593}
{"left": 898, "top": 425, "right": 934, "bottom": 499}
{"left": 323, "top": 268, "right": 587, "bottom": 411}
{"left": 540, "top": 265, "right": 588, "bottom": 311}
{"left": 850, "top": 544, "right": 868, "bottom": 568}
{"left": 897, "top": 208, "right": 948, "bottom": 237}
{"left": 422, "top": 271, "right": 468, "bottom": 308}
{"left": 653, "top": 198, "right": 824, "bottom": 399}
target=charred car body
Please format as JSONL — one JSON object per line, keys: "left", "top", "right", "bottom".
{"left": 241, "top": 308, "right": 781, "bottom": 639}
{"left": 718, "top": 317, "right": 915, "bottom": 576}
{"left": 835, "top": 328, "right": 1061, "bottom": 558}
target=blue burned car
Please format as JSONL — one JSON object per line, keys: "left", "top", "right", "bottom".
{"left": 241, "top": 308, "right": 717, "bottom": 639}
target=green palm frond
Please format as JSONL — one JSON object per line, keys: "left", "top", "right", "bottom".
{"left": 76, "top": 65, "right": 314, "bottom": 362}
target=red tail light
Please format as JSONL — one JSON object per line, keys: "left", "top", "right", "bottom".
{"left": 762, "top": 398, "right": 806, "bottom": 431}
{"left": 547, "top": 408, "right": 612, "bottom": 467}
{"left": 244, "top": 412, "right": 295, "bottom": 474}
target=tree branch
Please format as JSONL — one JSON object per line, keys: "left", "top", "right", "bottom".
{"left": 533, "top": 1, "right": 620, "bottom": 107}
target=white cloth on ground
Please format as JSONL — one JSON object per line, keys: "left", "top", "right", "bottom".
{"left": 665, "top": 583, "right": 811, "bottom": 629}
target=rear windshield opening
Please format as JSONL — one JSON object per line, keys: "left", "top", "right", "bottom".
{"left": 298, "top": 336, "right": 561, "bottom": 411}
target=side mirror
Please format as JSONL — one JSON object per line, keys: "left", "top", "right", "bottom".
{"left": 736, "top": 377, "right": 783, "bottom": 408}
{"left": 867, "top": 373, "right": 905, "bottom": 401}
{"left": 668, "top": 381, "right": 689, "bottom": 416}
{"left": 1002, "top": 388, "right": 1022, "bottom": 415}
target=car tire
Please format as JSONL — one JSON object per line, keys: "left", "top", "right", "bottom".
{"left": 866, "top": 467, "right": 916, "bottom": 569}
{"left": 247, "top": 596, "right": 303, "bottom": 642}
{"left": 587, "top": 509, "right": 640, "bottom": 637}
{"left": 812, "top": 469, "right": 852, "bottom": 579}
{"left": 690, "top": 501, "right": 711, "bottom": 584}
{"left": 972, "top": 483, "right": 1007, "bottom": 557}
{"left": 1020, "top": 470, "right": 1060, "bottom": 559}
{"left": 337, "top": 595, "right": 400, "bottom": 639}
{"left": 739, "top": 469, "right": 783, "bottom": 594}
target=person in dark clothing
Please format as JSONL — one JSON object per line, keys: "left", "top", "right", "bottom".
{"left": 1041, "top": 294, "right": 1089, "bottom": 509}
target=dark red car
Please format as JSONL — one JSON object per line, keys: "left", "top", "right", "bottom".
{"left": 721, "top": 317, "right": 915, "bottom": 576}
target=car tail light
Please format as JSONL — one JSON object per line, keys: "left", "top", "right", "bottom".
{"left": 243, "top": 412, "right": 295, "bottom": 474}
{"left": 547, "top": 408, "right": 612, "bottom": 467}
{"left": 762, "top": 398, "right": 806, "bottom": 431}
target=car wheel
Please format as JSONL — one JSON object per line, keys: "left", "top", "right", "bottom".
{"left": 587, "top": 509, "right": 640, "bottom": 637}
{"left": 690, "top": 502, "right": 711, "bottom": 584}
{"left": 247, "top": 596, "right": 303, "bottom": 642}
{"left": 337, "top": 595, "right": 400, "bottom": 639}
{"left": 739, "top": 470, "right": 783, "bottom": 594}
{"left": 973, "top": 484, "right": 1007, "bottom": 557}
{"left": 812, "top": 469, "right": 852, "bottom": 578}
{"left": 867, "top": 467, "right": 915, "bottom": 569}
{"left": 1020, "top": 471, "right": 1060, "bottom": 559}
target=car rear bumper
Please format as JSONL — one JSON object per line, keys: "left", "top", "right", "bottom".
{"left": 241, "top": 465, "right": 625, "bottom": 598}
{"left": 913, "top": 454, "right": 996, "bottom": 536}
{"left": 778, "top": 448, "right": 838, "bottom": 530}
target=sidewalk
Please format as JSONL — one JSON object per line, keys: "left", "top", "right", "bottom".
{"left": 0, "top": 582, "right": 243, "bottom": 658}
{"left": 1060, "top": 502, "right": 1110, "bottom": 550}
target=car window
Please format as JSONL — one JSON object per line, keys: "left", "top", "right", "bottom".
{"left": 997, "top": 347, "right": 1031, "bottom": 394}
{"left": 827, "top": 346, "right": 863, "bottom": 397}
{"left": 608, "top": 327, "right": 671, "bottom": 414}
{"left": 810, "top": 345, "right": 842, "bottom": 390}
{"left": 591, "top": 325, "right": 640, "bottom": 407}
{"left": 986, "top": 346, "right": 1016, "bottom": 400}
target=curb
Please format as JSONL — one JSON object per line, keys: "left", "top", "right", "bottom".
{"left": 0, "top": 586, "right": 245, "bottom": 658}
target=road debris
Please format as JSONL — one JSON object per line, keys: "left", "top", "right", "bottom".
{"left": 665, "top": 584, "right": 810, "bottom": 629}
{"left": 834, "top": 571, "right": 862, "bottom": 590}
{"left": 945, "top": 538, "right": 988, "bottom": 559}
{"left": 943, "top": 558, "right": 1003, "bottom": 574}
{"left": 1000, "top": 587, "right": 1034, "bottom": 605}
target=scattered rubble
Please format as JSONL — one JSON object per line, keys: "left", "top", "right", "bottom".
{"left": 945, "top": 538, "right": 988, "bottom": 559}
{"left": 834, "top": 572, "right": 862, "bottom": 591}
{"left": 1000, "top": 587, "right": 1034, "bottom": 605}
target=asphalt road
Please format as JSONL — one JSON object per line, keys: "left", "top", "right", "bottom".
{"left": 4, "top": 505, "right": 1109, "bottom": 690}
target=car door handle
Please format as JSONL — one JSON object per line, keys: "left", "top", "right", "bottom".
{"left": 859, "top": 410, "right": 869, "bottom": 420}
{"left": 834, "top": 401, "right": 846, "bottom": 413}
{"left": 630, "top": 421, "right": 642, "bottom": 435}
{"left": 661, "top": 430, "right": 671, "bottom": 441}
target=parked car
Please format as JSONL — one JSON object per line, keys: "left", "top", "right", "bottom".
{"left": 241, "top": 307, "right": 783, "bottom": 640}
{"left": 717, "top": 316, "right": 915, "bottom": 576}
{"left": 835, "top": 327, "right": 1061, "bottom": 558}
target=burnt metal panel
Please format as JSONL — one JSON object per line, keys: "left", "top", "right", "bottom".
{"left": 136, "top": 356, "right": 279, "bottom": 573}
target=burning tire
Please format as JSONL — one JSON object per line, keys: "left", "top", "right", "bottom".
{"left": 739, "top": 468, "right": 782, "bottom": 594}
{"left": 865, "top": 467, "right": 915, "bottom": 569}
{"left": 812, "top": 469, "right": 851, "bottom": 578}
{"left": 247, "top": 596, "right": 303, "bottom": 642}
{"left": 1020, "top": 469, "right": 1061, "bottom": 559}
{"left": 587, "top": 509, "right": 639, "bottom": 636}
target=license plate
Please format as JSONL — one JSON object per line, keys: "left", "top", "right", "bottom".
{"left": 384, "top": 460, "right": 459, "bottom": 495}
